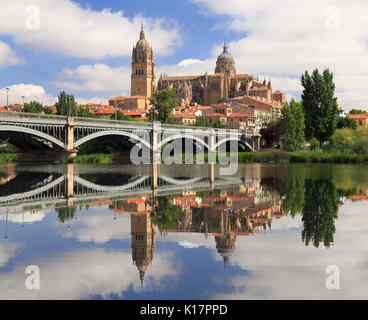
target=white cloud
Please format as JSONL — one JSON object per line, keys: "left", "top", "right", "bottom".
{"left": 0, "top": 0, "right": 180, "bottom": 59}
{"left": 0, "top": 242, "right": 23, "bottom": 268}
{"left": 0, "top": 84, "right": 56, "bottom": 106}
{"left": 177, "top": 59, "right": 206, "bottom": 67}
{"left": 191, "top": 0, "right": 368, "bottom": 109}
{"left": 0, "top": 248, "right": 178, "bottom": 299}
{"left": 0, "top": 41, "right": 23, "bottom": 68}
{"left": 55, "top": 64, "right": 130, "bottom": 96}
{"left": 61, "top": 210, "right": 131, "bottom": 244}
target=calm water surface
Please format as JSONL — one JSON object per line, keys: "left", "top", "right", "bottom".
{"left": 0, "top": 162, "right": 367, "bottom": 300}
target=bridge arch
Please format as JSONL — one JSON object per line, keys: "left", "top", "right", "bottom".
{"left": 74, "top": 130, "right": 152, "bottom": 149}
{"left": 214, "top": 136, "right": 254, "bottom": 152}
{"left": 0, "top": 125, "right": 65, "bottom": 149}
{"left": 158, "top": 134, "right": 210, "bottom": 150}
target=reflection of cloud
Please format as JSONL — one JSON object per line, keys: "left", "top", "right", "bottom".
{"left": 0, "top": 211, "right": 47, "bottom": 224}
{"left": 178, "top": 240, "right": 203, "bottom": 249}
{"left": 0, "top": 242, "right": 23, "bottom": 268}
{"left": 61, "top": 210, "right": 131, "bottom": 244}
{"left": 209, "top": 208, "right": 368, "bottom": 299}
{"left": 0, "top": 249, "right": 178, "bottom": 300}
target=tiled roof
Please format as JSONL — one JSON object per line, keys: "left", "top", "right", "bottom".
{"left": 250, "top": 86, "right": 268, "bottom": 91}
{"left": 162, "top": 76, "right": 199, "bottom": 81}
{"left": 233, "top": 74, "right": 252, "bottom": 79}
{"left": 227, "top": 113, "right": 255, "bottom": 118}
{"left": 347, "top": 113, "right": 368, "bottom": 119}
{"left": 129, "top": 95, "right": 150, "bottom": 99}
{"left": 109, "top": 96, "right": 128, "bottom": 101}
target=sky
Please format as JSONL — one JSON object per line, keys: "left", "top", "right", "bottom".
{"left": 0, "top": 0, "right": 368, "bottom": 111}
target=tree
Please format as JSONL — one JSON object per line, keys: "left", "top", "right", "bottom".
{"left": 218, "top": 98, "right": 230, "bottom": 104}
{"left": 55, "top": 91, "right": 77, "bottom": 116}
{"left": 43, "top": 107, "right": 54, "bottom": 114}
{"left": 111, "top": 110, "right": 133, "bottom": 121}
{"left": 196, "top": 116, "right": 210, "bottom": 128}
{"left": 280, "top": 99, "right": 305, "bottom": 151}
{"left": 77, "top": 105, "right": 95, "bottom": 118}
{"left": 150, "top": 196, "right": 179, "bottom": 230}
{"left": 214, "top": 118, "right": 225, "bottom": 128}
{"left": 301, "top": 68, "right": 339, "bottom": 143}
{"left": 301, "top": 180, "right": 338, "bottom": 248}
{"left": 260, "top": 123, "right": 281, "bottom": 148}
{"left": 149, "top": 88, "right": 178, "bottom": 123}
{"left": 337, "top": 117, "right": 357, "bottom": 130}
{"left": 280, "top": 165, "right": 305, "bottom": 217}
{"left": 23, "top": 101, "right": 43, "bottom": 114}
{"left": 349, "top": 109, "right": 366, "bottom": 115}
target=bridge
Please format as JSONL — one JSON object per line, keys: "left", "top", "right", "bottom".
{"left": 0, "top": 163, "right": 254, "bottom": 214}
{"left": 0, "top": 111, "right": 260, "bottom": 162}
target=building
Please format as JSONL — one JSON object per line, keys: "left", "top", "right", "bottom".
{"left": 157, "top": 42, "right": 286, "bottom": 107}
{"left": 109, "top": 95, "right": 151, "bottom": 111}
{"left": 347, "top": 113, "right": 368, "bottom": 129}
{"left": 131, "top": 23, "right": 156, "bottom": 99}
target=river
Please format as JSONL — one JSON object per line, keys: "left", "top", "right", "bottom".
{"left": 0, "top": 162, "right": 367, "bottom": 299}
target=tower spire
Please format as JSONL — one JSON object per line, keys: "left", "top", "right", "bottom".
{"left": 140, "top": 21, "right": 145, "bottom": 40}
{"left": 223, "top": 41, "right": 228, "bottom": 53}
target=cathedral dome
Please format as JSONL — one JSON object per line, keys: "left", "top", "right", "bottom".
{"left": 136, "top": 24, "right": 150, "bottom": 49}
{"left": 217, "top": 43, "right": 234, "bottom": 62}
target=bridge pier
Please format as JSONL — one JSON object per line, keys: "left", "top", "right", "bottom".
{"left": 152, "top": 122, "right": 161, "bottom": 164}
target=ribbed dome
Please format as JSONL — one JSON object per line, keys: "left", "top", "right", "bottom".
{"left": 136, "top": 23, "right": 150, "bottom": 49}
{"left": 217, "top": 43, "right": 234, "bottom": 62}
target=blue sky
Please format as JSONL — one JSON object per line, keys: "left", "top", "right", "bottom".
{"left": 0, "top": 0, "right": 367, "bottom": 110}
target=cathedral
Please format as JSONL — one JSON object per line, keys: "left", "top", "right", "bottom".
{"left": 131, "top": 25, "right": 285, "bottom": 107}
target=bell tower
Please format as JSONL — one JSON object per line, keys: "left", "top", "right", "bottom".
{"left": 131, "top": 23, "right": 156, "bottom": 98}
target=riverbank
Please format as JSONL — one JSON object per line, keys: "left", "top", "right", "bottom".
{"left": 1, "top": 151, "right": 368, "bottom": 165}
{"left": 238, "top": 151, "right": 368, "bottom": 164}
{"left": 0, "top": 153, "right": 16, "bottom": 164}
{"left": 64, "top": 154, "right": 112, "bottom": 164}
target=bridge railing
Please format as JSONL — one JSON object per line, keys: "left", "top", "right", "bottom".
{"left": 0, "top": 111, "right": 247, "bottom": 135}
{"left": 0, "top": 111, "right": 68, "bottom": 121}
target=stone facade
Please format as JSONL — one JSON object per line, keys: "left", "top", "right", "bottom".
{"left": 157, "top": 42, "right": 285, "bottom": 107}
{"left": 131, "top": 24, "right": 156, "bottom": 98}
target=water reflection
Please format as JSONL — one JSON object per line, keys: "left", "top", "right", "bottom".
{"left": 1, "top": 163, "right": 368, "bottom": 299}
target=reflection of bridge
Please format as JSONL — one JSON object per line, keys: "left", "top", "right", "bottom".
{"left": 0, "top": 164, "right": 249, "bottom": 213}
{"left": 0, "top": 112, "right": 259, "bottom": 161}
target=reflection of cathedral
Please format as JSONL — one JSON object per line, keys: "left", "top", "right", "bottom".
{"left": 130, "top": 211, "right": 156, "bottom": 287}
{"left": 108, "top": 183, "right": 283, "bottom": 281}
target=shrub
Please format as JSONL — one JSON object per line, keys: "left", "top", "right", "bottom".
{"left": 309, "top": 138, "right": 320, "bottom": 152}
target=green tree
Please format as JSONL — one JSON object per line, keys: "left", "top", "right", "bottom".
{"left": 196, "top": 116, "right": 210, "bottom": 127}
{"left": 301, "top": 68, "right": 339, "bottom": 143}
{"left": 43, "top": 106, "right": 54, "bottom": 114}
{"left": 214, "top": 118, "right": 225, "bottom": 128}
{"left": 349, "top": 109, "right": 366, "bottom": 115}
{"left": 218, "top": 98, "right": 230, "bottom": 104}
{"left": 55, "top": 91, "right": 77, "bottom": 116}
{"left": 280, "top": 99, "right": 305, "bottom": 151}
{"left": 280, "top": 165, "right": 305, "bottom": 217}
{"left": 111, "top": 110, "right": 133, "bottom": 121}
{"left": 150, "top": 196, "right": 179, "bottom": 230}
{"left": 149, "top": 88, "right": 178, "bottom": 123}
{"left": 337, "top": 117, "right": 357, "bottom": 130}
{"left": 301, "top": 180, "right": 338, "bottom": 248}
{"left": 309, "top": 137, "right": 321, "bottom": 151}
{"left": 23, "top": 101, "right": 43, "bottom": 114}
{"left": 57, "top": 206, "right": 76, "bottom": 223}
{"left": 77, "top": 105, "right": 95, "bottom": 118}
